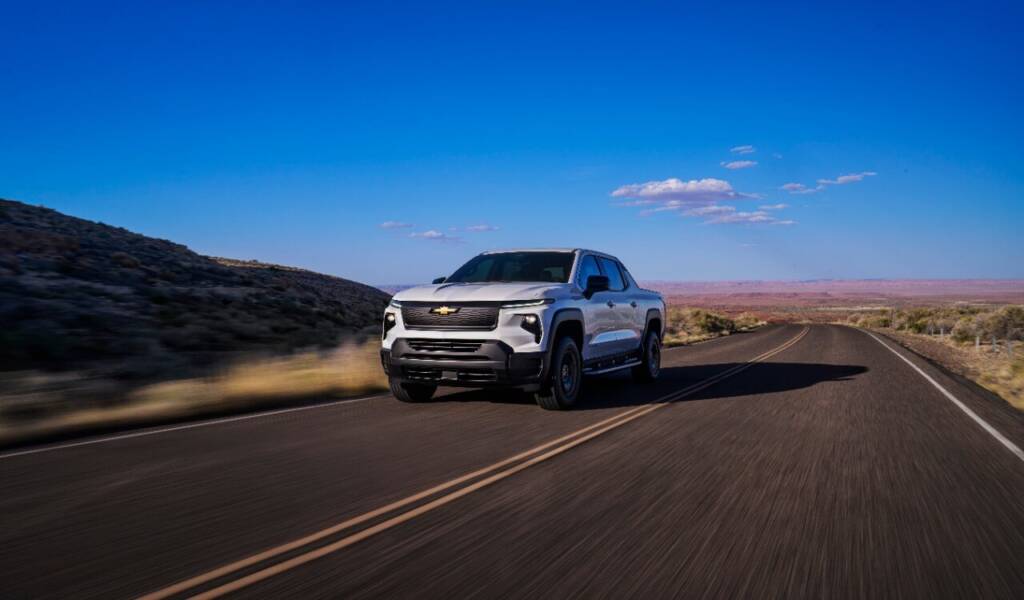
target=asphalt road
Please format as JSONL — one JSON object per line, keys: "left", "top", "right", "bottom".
{"left": 1, "top": 324, "right": 1023, "bottom": 599}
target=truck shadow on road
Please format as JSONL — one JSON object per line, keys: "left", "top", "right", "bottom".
{"left": 435, "top": 362, "right": 869, "bottom": 409}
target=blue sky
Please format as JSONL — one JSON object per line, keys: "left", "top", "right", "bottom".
{"left": 2, "top": 1, "right": 1022, "bottom": 284}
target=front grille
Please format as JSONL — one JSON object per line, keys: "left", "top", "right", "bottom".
{"left": 403, "top": 366, "right": 497, "bottom": 383}
{"left": 403, "top": 367, "right": 441, "bottom": 381}
{"left": 407, "top": 339, "right": 484, "bottom": 353}
{"left": 401, "top": 304, "right": 499, "bottom": 330}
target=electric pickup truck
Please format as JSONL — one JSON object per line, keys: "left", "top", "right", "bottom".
{"left": 380, "top": 249, "right": 665, "bottom": 409}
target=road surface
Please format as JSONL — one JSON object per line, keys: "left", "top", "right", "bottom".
{"left": 1, "top": 325, "right": 1022, "bottom": 599}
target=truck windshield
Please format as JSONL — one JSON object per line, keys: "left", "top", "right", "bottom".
{"left": 445, "top": 252, "right": 575, "bottom": 284}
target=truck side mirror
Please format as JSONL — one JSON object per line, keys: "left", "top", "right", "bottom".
{"left": 432, "top": 277, "right": 446, "bottom": 284}
{"left": 584, "top": 275, "right": 610, "bottom": 299}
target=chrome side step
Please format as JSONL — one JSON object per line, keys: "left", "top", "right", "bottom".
{"left": 584, "top": 360, "right": 642, "bottom": 376}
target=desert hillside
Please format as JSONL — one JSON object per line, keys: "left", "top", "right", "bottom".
{"left": 0, "top": 199, "right": 389, "bottom": 377}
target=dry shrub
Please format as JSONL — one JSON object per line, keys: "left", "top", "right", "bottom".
{"left": 0, "top": 341, "right": 387, "bottom": 445}
{"left": 132, "top": 341, "right": 386, "bottom": 408}
{"left": 663, "top": 307, "right": 764, "bottom": 346}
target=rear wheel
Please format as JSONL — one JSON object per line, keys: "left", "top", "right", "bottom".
{"left": 632, "top": 330, "right": 661, "bottom": 382}
{"left": 389, "top": 378, "right": 436, "bottom": 402}
{"left": 535, "top": 336, "right": 582, "bottom": 410}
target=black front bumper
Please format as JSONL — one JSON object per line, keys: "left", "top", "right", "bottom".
{"left": 381, "top": 338, "right": 547, "bottom": 389}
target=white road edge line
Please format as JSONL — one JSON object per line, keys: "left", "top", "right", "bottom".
{"left": 0, "top": 394, "right": 386, "bottom": 460}
{"left": 864, "top": 330, "right": 1024, "bottom": 464}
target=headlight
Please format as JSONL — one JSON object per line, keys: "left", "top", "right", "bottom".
{"left": 519, "top": 314, "right": 542, "bottom": 342}
{"left": 501, "top": 298, "right": 554, "bottom": 309}
{"left": 382, "top": 311, "right": 398, "bottom": 338}
{"left": 389, "top": 299, "right": 402, "bottom": 308}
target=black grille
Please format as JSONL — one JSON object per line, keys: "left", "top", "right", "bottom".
{"left": 401, "top": 304, "right": 499, "bottom": 330}
{"left": 406, "top": 339, "right": 484, "bottom": 353}
{"left": 402, "top": 366, "right": 497, "bottom": 382}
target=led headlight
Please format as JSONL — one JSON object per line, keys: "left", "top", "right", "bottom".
{"left": 501, "top": 298, "right": 555, "bottom": 309}
{"left": 382, "top": 311, "right": 397, "bottom": 338}
{"left": 519, "top": 313, "right": 542, "bottom": 342}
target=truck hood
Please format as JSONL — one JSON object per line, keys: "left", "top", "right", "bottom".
{"left": 393, "top": 282, "right": 568, "bottom": 303}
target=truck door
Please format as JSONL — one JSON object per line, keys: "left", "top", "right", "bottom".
{"left": 576, "top": 254, "right": 617, "bottom": 361}
{"left": 596, "top": 256, "right": 642, "bottom": 354}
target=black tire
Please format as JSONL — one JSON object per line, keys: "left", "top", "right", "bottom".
{"left": 535, "top": 336, "right": 583, "bottom": 410}
{"left": 632, "top": 330, "right": 661, "bottom": 382}
{"left": 389, "top": 378, "right": 436, "bottom": 403}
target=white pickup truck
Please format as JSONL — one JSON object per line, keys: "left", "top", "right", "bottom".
{"left": 380, "top": 249, "right": 665, "bottom": 409}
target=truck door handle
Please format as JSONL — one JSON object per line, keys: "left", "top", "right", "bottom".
{"left": 606, "top": 301, "right": 615, "bottom": 308}
{"left": 630, "top": 301, "right": 637, "bottom": 308}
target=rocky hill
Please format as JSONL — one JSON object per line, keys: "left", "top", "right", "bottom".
{"left": 0, "top": 199, "right": 389, "bottom": 379}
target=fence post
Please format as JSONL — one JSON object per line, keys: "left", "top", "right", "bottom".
{"left": 976, "top": 335, "right": 981, "bottom": 353}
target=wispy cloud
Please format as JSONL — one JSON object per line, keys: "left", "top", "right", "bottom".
{"left": 721, "top": 160, "right": 757, "bottom": 170}
{"left": 670, "top": 204, "right": 796, "bottom": 226}
{"left": 683, "top": 205, "right": 736, "bottom": 217}
{"left": 759, "top": 203, "right": 788, "bottom": 210}
{"left": 705, "top": 210, "right": 795, "bottom": 226}
{"left": 730, "top": 145, "right": 756, "bottom": 155}
{"left": 782, "top": 171, "right": 877, "bottom": 195}
{"left": 817, "top": 171, "right": 877, "bottom": 185}
{"left": 464, "top": 224, "right": 500, "bottom": 232}
{"left": 614, "top": 199, "right": 659, "bottom": 207}
{"left": 612, "top": 177, "right": 754, "bottom": 204}
{"left": 410, "top": 229, "right": 462, "bottom": 242}
{"left": 780, "top": 182, "right": 823, "bottom": 195}
{"left": 638, "top": 200, "right": 687, "bottom": 216}
{"left": 379, "top": 220, "right": 414, "bottom": 229}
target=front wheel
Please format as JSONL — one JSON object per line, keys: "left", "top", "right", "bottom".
{"left": 390, "top": 378, "right": 436, "bottom": 403}
{"left": 632, "top": 330, "right": 661, "bottom": 382}
{"left": 535, "top": 336, "right": 582, "bottom": 410}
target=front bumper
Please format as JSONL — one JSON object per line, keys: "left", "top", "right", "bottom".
{"left": 381, "top": 338, "right": 547, "bottom": 389}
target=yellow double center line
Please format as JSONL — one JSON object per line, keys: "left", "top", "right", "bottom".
{"left": 142, "top": 326, "right": 809, "bottom": 599}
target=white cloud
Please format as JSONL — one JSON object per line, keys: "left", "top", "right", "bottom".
{"left": 380, "top": 220, "right": 414, "bottom": 229}
{"left": 721, "top": 160, "right": 757, "bottom": 170}
{"left": 759, "top": 203, "right": 788, "bottom": 210}
{"left": 464, "top": 224, "right": 500, "bottom": 232}
{"left": 611, "top": 177, "right": 753, "bottom": 204}
{"left": 410, "top": 229, "right": 462, "bottom": 242}
{"left": 730, "top": 145, "right": 756, "bottom": 154}
{"left": 817, "top": 171, "right": 877, "bottom": 185}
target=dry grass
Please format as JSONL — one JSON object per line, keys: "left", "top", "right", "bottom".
{"left": 0, "top": 341, "right": 386, "bottom": 446}
{"left": 973, "top": 346, "right": 1024, "bottom": 409}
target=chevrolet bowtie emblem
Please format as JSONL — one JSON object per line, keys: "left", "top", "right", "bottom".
{"left": 430, "top": 305, "right": 460, "bottom": 316}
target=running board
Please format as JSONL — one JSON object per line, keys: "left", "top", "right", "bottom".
{"left": 584, "top": 360, "right": 642, "bottom": 376}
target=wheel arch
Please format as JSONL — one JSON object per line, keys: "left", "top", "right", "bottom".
{"left": 549, "top": 308, "right": 584, "bottom": 349}
{"left": 644, "top": 308, "right": 664, "bottom": 340}
{"left": 542, "top": 308, "right": 585, "bottom": 381}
